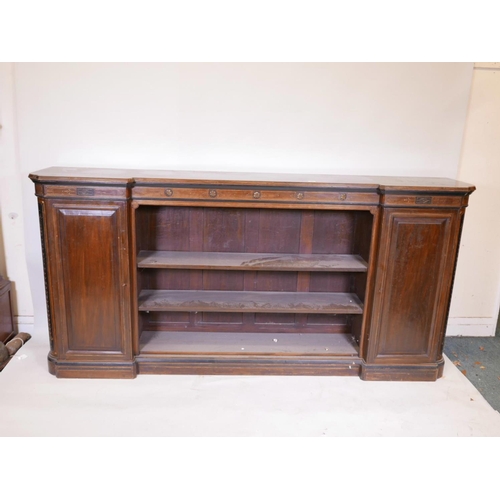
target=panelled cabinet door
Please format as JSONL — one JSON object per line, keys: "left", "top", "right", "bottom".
{"left": 44, "top": 200, "right": 133, "bottom": 362}
{"left": 365, "top": 208, "right": 463, "bottom": 375}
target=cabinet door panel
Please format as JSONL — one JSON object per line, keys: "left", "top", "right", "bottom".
{"left": 47, "top": 201, "right": 131, "bottom": 359}
{"left": 368, "top": 209, "right": 460, "bottom": 364}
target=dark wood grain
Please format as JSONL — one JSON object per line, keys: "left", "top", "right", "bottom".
{"left": 366, "top": 209, "right": 461, "bottom": 367}
{"left": 57, "top": 206, "right": 123, "bottom": 351}
{"left": 142, "top": 310, "right": 351, "bottom": 334}
{"left": 44, "top": 200, "right": 134, "bottom": 364}
{"left": 382, "top": 217, "right": 447, "bottom": 355}
{"left": 135, "top": 356, "right": 361, "bottom": 376}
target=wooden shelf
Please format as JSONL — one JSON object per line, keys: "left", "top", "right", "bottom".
{"left": 138, "top": 290, "right": 364, "bottom": 314}
{"left": 140, "top": 331, "right": 359, "bottom": 356}
{"left": 137, "top": 250, "right": 368, "bottom": 272}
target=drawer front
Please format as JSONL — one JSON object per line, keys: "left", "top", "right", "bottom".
{"left": 382, "top": 194, "right": 463, "bottom": 208}
{"left": 40, "top": 184, "right": 128, "bottom": 199}
{"left": 132, "top": 186, "right": 379, "bottom": 205}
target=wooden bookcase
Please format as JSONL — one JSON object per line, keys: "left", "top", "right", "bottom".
{"left": 30, "top": 168, "right": 475, "bottom": 381}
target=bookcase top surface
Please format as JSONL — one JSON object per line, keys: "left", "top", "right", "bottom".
{"left": 29, "top": 167, "right": 475, "bottom": 192}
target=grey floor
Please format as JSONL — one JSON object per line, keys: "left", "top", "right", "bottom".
{"left": 2, "top": 334, "right": 500, "bottom": 436}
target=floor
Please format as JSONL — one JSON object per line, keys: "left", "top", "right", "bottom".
{"left": 2, "top": 334, "right": 500, "bottom": 436}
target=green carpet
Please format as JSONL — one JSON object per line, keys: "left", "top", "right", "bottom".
{"left": 443, "top": 336, "right": 500, "bottom": 412}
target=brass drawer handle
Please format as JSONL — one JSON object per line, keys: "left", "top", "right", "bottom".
{"left": 253, "top": 191, "right": 261, "bottom": 199}
{"left": 339, "top": 193, "right": 347, "bottom": 201}
{"left": 296, "top": 192, "right": 304, "bottom": 200}
{"left": 165, "top": 189, "right": 173, "bottom": 197}
{"left": 209, "top": 189, "right": 217, "bottom": 198}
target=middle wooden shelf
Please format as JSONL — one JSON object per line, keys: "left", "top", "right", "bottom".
{"left": 138, "top": 289, "right": 364, "bottom": 314}
{"left": 137, "top": 250, "right": 368, "bottom": 272}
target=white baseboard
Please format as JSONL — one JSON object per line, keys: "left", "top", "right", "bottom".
{"left": 446, "top": 318, "right": 497, "bottom": 337}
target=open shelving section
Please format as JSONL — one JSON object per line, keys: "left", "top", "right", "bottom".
{"left": 134, "top": 205, "right": 373, "bottom": 361}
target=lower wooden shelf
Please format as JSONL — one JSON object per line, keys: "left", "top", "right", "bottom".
{"left": 135, "top": 331, "right": 362, "bottom": 376}
{"left": 139, "top": 331, "right": 359, "bottom": 356}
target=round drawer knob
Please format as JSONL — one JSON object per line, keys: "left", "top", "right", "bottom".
{"left": 296, "top": 192, "right": 304, "bottom": 200}
{"left": 339, "top": 193, "right": 347, "bottom": 201}
{"left": 209, "top": 189, "right": 217, "bottom": 198}
{"left": 165, "top": 189, "right": 174, "bottom": 197}
{"left": 253, "top": 191, "right": 261, "bottom": 199}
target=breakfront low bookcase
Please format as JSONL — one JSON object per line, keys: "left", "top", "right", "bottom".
{"left": 30, "top": 168, "right": 474, "bottom": 381}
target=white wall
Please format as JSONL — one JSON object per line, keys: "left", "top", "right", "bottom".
{"left": 0, "top": 63, "right": 34, "bottom": 333}
{"left": 14, "top": 62, "right": 472, "bottom": 176}
{"left": 447, "top": 63, "right": 500, "bottom": 336}
{"left": 0, "top": 62, "right": 475, "bottom": 335}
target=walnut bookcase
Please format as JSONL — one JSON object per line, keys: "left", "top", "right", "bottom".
{"left": 30, "top": 168, "right": 475, "bottom": 381}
